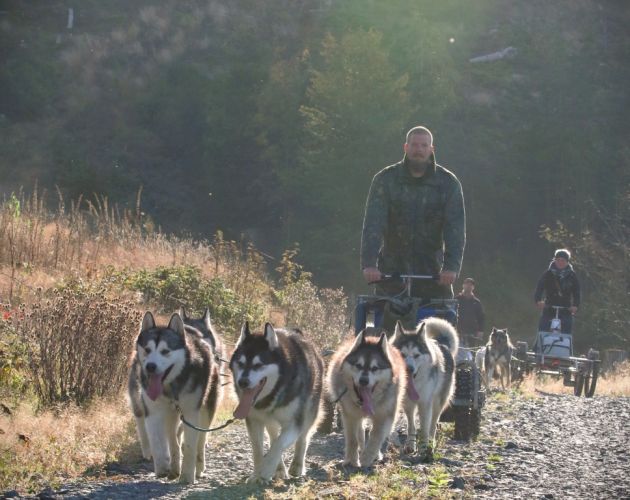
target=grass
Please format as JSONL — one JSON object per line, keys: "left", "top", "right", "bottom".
{"left": 518, "top": 360, "right": 630, "bottom": 397}
{"left": 0, "top": 397, "right": 138, "bottom": 493}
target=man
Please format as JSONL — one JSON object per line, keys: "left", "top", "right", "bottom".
{"left": 534, "top": 249, "right": 581, "bottom": 334}
{"left": 360, "top": 126, "right": 466, "bottom": 300}
{"left": 456, "top": 277, "right": 485, "bottom": 346}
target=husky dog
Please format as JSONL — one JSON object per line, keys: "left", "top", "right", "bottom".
{"left": 391, "top": 317, "right": 458, "bottom": 460}
{"left": 179, "top": 306, "right": 226, "bottom": 388}
{"left": 179, "top": 307, "right": 224, "bottom": 361}
{"left": 327, "top": 330, "right": 406, "bottom": 467}
{"left": 478, "top": 327, "right": 514, "bottom": 390}
{"left": 128, "top": 312, "right": 219, "bottom": 484}
{"left": 230, "top": 322, "right": 324, "bottom": 484}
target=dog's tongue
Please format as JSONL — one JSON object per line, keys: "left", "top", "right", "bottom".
{"left": 233, "top": 380, "right": 264, "bottom": 420}
{"left": 359, "top": 386, "right": 375, "bottom": 416}
{"left": 407, "top": 381, "right": 420, "bottom": 401}
{"left": 146, "top": 373, "right": 163, "bottom": 401}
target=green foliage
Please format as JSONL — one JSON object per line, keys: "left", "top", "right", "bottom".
{"left": 540, "top": 193, "right": 630, "bottom": 351}
{"left": 1, "top": 0, "right": 629, "bottom": 351}
{"left": 0, "top": 307, "right": 30, "bottom": 400}
{"left": 426, "top": 464, "right": 451, "bottom": 495}
{"left": 115, "top": 265, "right": 265, "bottom": 339}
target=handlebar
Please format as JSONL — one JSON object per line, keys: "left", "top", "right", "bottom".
{"left": 368, "top": 273, "right": 439, "bottom": 285}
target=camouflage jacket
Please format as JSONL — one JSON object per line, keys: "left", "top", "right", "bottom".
{"left": 360, "top": 154, "right": 466, "bottom": 276}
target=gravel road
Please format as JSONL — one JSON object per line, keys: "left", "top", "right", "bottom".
{"left": 5, "top": 392, "right": 629, "bottom": 499}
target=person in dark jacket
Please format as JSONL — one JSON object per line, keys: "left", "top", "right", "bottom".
{"left": 534, "top": 249, "right": 581, "bottom": 334}
{"left": 360, "top": 126, "right": 466, "bottom": 300}
{"left": 456, "top": 277, "right": 485, "bottom": 346}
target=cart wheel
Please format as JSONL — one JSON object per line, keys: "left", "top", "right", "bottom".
{"left": 574, "top": 372, "right": 584, "bottom": 397}
{"left": 516, "top": 341, "right": 528, "bottom": 360}
{"left": 470, "top": 408, "right": 481, "bottom": 439}
{"left": 453, "top": 407, "right": 473, "bottom": 441}
{"left": 584, "top": 360, "right": 600, "bottom": 398}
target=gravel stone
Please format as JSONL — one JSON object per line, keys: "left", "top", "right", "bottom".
{"left": 3, "top": 392, "right": 629, "bottom": 499}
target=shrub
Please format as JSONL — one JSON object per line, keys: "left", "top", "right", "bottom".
{"left": 114, "top": 264, "right": 266, "bottom": 341}
{"left": 0, "top": 305, "right": 30, "bottom": 400}
{"left": 15, "top": 280, "right": 142, "bottom": 407}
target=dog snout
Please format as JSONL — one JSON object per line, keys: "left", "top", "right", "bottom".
{"left": 359, "top": 375, "right": 370, "bottom": 387}
{"left": 146, "top": 362, "right": 157, "bottom": 374}
{"left": 238, "top": 377, "right": 250, "bottom": 389}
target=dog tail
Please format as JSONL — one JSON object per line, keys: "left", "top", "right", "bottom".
{"left": 423, "top": 317, "right": 459, "bottom": 357}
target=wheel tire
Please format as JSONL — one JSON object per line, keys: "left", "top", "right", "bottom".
{"left": 574, "top": 372, "right": 584, "bottom": 396}
{"left": 516, "top": 341, "right": 528, "bottom": 360}
{"left": 470, "top": 408, "right": 481, "bottom": 439}
{"left": 453, "top": 407, "right": 472, "bottom": 441}
{"left": 584, "top": 361, "right": 600, "bottom": 398}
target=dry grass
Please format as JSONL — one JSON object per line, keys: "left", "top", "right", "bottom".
{"left": 0, "top": 392, "right": 242, "bottom": 494}
{"left": 0, "top": 397, "right": 137, "bottom": 493}
{"left": 519, "top": 360, "right": 630, "bottom": 397}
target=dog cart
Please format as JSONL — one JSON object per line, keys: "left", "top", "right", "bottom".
{"left": 354, "top": 274, "right": 486, "bottom": 441}
{"left": 514, "top": 306, "right": 600, "bottom": 397}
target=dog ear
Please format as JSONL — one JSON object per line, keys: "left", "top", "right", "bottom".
{"left": 393, "top": 320, "right": 405, "bottom": 342}
{"left": 178, "top": 307, "right": 188, "bottom": 320}
{"left": 416, "top": 321, "right": 426, "bottom": 338}
{"left": 377, "top": 331, "right": 390, "bottom": 356}
{"left": 236, "top": 321, "right": 251, "bottom": 346}
{"left": 203, "top": 307, "right": 213, "bottom": 331}
{"left": 264, "top": 323, "right": 279, "bottom": 350}
{"left": 350, "top": 330, "right": 366, "bottom": 353}
{"left": 168, "top": 313, "right": 186, "bottom": 337}
{"left": 141, "top": 311, "right": 156, "bottom": 332}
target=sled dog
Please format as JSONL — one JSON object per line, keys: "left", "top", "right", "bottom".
{"left": 128, "top": 312, "right": 220, "bottom": 484}
{"left": 477, "top": 327, "right": 514, "bottom": 389}
{"left": 327, "top": 330, "right": 406, "bottom": 467}
{"left": 180, "top": 306, "right": 226, "bottom": 389}
{"left": 230, "top": 322, "right": 324, "bottom": 483}
{"left": 391, "top": 317, "right": 458, "bottom": 459}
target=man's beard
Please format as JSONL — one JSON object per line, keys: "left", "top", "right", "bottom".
{"left": 407, "top": 158, "right": 430, "bottom": 175}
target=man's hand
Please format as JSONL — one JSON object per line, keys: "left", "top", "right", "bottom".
{"left": 439, "top": 271, "right": 457, "bottom": 286}
{"left": 536, "top": 301, "right": 545, "bottom": 310}
{"left": 569, "top": 306, "right": 578, "bottom": 315}
{"left": 363, "top": 267, "right": 382, "bottom": 284}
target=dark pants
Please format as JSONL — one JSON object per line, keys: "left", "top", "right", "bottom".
{"left": 538, "top": 308, "right": 573, "bottom": 334}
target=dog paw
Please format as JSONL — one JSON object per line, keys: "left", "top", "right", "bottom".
{"left": 403, "top": 441, "right": 417, "bottom": 455}
{"left": 274, "top": 468, "right": 289, "bottom": 480}
{"left": 340, "top": 460, "right": 360, "bottom": 469}
{"left": 417, "top": 445, "right": 434, "bottom": 463}
{"left": 178, "top": 472, "right": 196, "bottom": 484}
{"left": 288, "top": 462, "right": 305, "bottom": 477}
{"left": 246, "top": 474, "right": 271, "bottom": 485}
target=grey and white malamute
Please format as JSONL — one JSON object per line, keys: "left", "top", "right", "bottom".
{"left": 230, "top": 322, "right": 324, "bottom": 484}
{"left": 476, "top": 327, "right": 514, "bottom": 390}
{"left": 327, "top": 330, "right": 406, "bottom": 467}
{"left": 392, "top": 317, "right": 458, "bottom": 460}
{"left": 128, "top": 312, "right": 221, "bottom": 484}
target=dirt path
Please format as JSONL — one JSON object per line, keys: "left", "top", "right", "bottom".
{"left": 12, "top": 392, "right": 630, "bottom": 499}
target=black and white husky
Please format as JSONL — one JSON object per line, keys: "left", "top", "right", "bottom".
{"left": 128, "top": 312, "right": 221, "bottom": 484}
{"left": 475, "top": 327, "right": 514, "bottom": 390}
{"left": 391, "top": 317, "right": 458, "bottom": 460}
{"left": 326, "top": 330, "right": 406, "bottom": 467}
{"left": 230, "top": 322, "right": 324, "bottom": 484}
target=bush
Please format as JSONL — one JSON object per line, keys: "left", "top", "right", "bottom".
{"left": 0, "top": 306, "right": 29, "bottom": 400}
{"left": 114, "top": 265, "right": 266, "bottom": 341}
{"left": 15, "top": 280, "right": 142, "bottom": 407}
